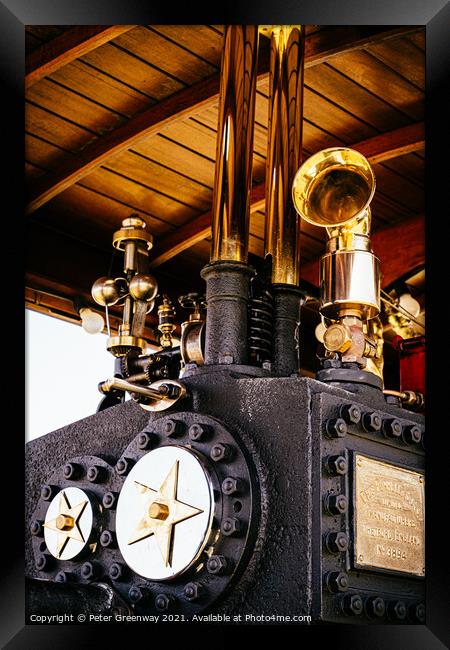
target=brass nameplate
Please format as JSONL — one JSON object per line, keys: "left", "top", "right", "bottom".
{"left": 354, "top": 454, "right": 425, "bottom": 576}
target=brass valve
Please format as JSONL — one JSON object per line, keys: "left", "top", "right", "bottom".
{"left": 323, "top": 323, "right": 352, "bottom": 353}
{"left": 158, "top": 297, "right": 176, "bottom": 349}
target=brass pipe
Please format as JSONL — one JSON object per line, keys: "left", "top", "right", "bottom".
{"left": 210, "top": 26, "right": 259, "bottom": 263}
{"left": 264, "top": 26, "right": 305, "bottom": 285}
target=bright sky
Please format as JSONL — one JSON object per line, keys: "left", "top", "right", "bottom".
{"left": 25, "top": 309, "right": 114, "bottom": 442}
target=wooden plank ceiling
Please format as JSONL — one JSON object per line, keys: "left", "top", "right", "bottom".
{"left": 25, "top": 24, "right": 425, "bottom": 329}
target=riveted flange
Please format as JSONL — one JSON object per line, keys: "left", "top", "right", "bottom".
{"left": 30, "top": 455, "right": 121, "bottom": 584}
{"left": 105, "top": 412, "right": 259, "bottom": 617}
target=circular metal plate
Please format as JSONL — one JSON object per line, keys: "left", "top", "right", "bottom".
{"left": 43, "top": 487, "right": 93, "bottom": 560}
{"left": 116, "top": 446, "right": 214, "bottom": 581}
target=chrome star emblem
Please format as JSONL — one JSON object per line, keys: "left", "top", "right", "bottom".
{"left": 128, "top": 460, "right": 203, "bottom": 567}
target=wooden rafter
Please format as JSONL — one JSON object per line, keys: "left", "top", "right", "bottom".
{"left": 148, "top": 122, "right": 425, "bottom": 268}
{"left": 26, "top": 26, "right": 135, "bottom": 88}
{"left": 26, "top": 26, "right": 420, "bottom": 216}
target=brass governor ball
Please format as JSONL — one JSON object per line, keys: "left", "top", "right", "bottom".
{"left": 129, "top": 274, "right": 158, "bottom": 302}
{"left": 91, "top": 277, "right": 121, "bottom": 307}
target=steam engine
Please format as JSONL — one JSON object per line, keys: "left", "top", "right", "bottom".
{"left": 26, "top": 26, "right": 425, "bottom": 625}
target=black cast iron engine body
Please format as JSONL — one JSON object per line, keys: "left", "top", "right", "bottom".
{"left": 26, "top": 370, "right": 425, "bottom": 624}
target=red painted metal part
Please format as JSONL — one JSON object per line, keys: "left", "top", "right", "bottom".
{"left": 392, "top": 335, "right": 425, "bottom": 395}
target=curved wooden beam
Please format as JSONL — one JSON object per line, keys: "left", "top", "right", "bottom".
{"left": 148, "top": 122, "right": 424, "bottom": 268}
{"left": 26, "top": 25, "right": 135, "bottom": 88}
{"left": 26, "top": 26, "right": 420, "bottom": 216}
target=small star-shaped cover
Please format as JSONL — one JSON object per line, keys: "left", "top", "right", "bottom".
{"left": 44, "top": 490, "right": 88, "bottom": 557}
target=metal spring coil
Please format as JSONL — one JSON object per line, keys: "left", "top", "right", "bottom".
{"left": 249, "top": 288, "right": 274, "bottom": 365}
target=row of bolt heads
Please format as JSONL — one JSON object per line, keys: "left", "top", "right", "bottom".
{"left": 325, "top": 403, "right": 423, "bottom": 445}
{"left": 331, "top": 584, "right": 425, "bottom": 622}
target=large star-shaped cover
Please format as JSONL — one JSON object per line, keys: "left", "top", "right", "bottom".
{"left": 128, "top": 460, "right": 203, "bottom": 567}
{"left": 43, "top": 490, "right": 88, "bottom": 558}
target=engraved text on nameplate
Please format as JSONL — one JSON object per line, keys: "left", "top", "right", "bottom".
{"left": 354, "top": 454, "right": 425, "bottom": 576}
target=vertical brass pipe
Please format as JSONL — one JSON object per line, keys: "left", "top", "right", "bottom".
{"left": 201, "top": 26, "right": 259, "bottom": 367}
{"left": 264, "top": 26, "right": 305, "bottom": 285}
{"left": 210, "top": 26, "right": 259, "bottom": 263}
{"left": 262, "top": 26, "right": 305, "bottom": 376}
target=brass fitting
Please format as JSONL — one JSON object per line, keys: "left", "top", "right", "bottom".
{"left": 158, "top": 297, "right": 176, "bottom": 349}
{"left": 323, "top": 323, "right": 352, "bottom": 353}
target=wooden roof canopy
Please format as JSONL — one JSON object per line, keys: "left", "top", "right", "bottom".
{"left": 25, "top": 25, "right": 425, "bottom": 352}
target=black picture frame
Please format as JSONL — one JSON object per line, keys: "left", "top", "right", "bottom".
{"left": 5, "top": 0, "right": 449, "bottom": 647}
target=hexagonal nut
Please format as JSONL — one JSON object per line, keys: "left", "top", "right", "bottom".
{"left": 409, "top": 602, "right": 425, "bottom": 623}
{"left": 221, "top": 517, "right": 241, "bottom": 537}
{"left": 210, "top": 443, "right": 233, "bottom": 462}
{"left": 55, "top": 571, "right": 71, "bottom": 583}
{"left": 221, "top": 477, "right": 243, "bottom": 496}
{"left": 325, "top": 493, "right": 347, "bottom": 515}
{"left": 30, "top": 519, "right": 43, "bottom": 537}
{"left": 325, "top": 418, "right": 347, "bottom": 439}
{"left": 403, "top": 424, "right": 422, "bottom": 445}
{"left": 188, "top": 423, "right": 210, "bottom": 441}
{"left": 81, "top": 561, "right": 99, "bottom": 581}
{"left": 206, "top": 555, "right": 228, "bottom": 575}
{"left": 162, "top": 419, "right": 185, "bottom": 437}
{"left": 155, "top": 593, "right": 175, "bottom": 611}
{"left": 87, "top": 465, "right": 106, "bottom": 483}
{"left": 116, "top": 457, "right": 133, "bottom": 476}
{"left": 40, "top": 485, "right": 56, "bottom": 501}
{"left": 365, "top": 596, "right": 385, "bottom": 618}
{"left": 383, "top": 418, "right": 403, "bottom": 438}
{"left": 137, "top": 431, "right": 157, "bottom": 450}
{"left": 35, "top": 554, "right": 52, "bottom": 572}
{"left": 102, "top": 491, "right": 117, "bottom": 509}
{"left": 325, "top": 571, "right": 349, "bottom": 593}
{"left": 109, "top": 563, "right": 125, "bottom": 581}
{"left": 341, "top": 593, "right": 363, "bottom": 616}
{"left": 63, "top": 462, "right": 83, "bottom": 480}
{"left": 387, "top": 600, "right": 407, "bottom": 621}
{"left": 100, "top": 530, "right": 116, "bottom": 548}
{"left": 128, "top": 586, "right": 148, "bottom": 603}
{"left": 183, "top": 581, "right": 204, "bottom": 602}
{"left": 362, "top": 411, "right": 382, "bottom": 432}
{"left": 324, "top": 455, "right": 348, "bottom": 476}
{"left": 340, "top": 403, "right": 362, "bottom": 425}
{"left": 325, "top": 531, "right": 348, "bottom": 554}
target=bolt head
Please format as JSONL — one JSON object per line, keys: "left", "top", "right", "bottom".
{"left": 383, "top": 418, "right": 403, "bottom": 438}
{"left": 100, "top": 530, "right": 115, "bottom": 548}
{"left": 221, "top": 517, "right": 241, "bottom": 536}
{"left": 325, "top": 455, "right": 348, "bottom": 476}
{"left": 183, "top": 582, "right": 203, "bottom": 602}
{"left": 30, "top": 520, "right": 43, "bottom": 536}
{"left": 188, "top": 423, "right": 209, "bottom": 441}
{"left": 116, "top": 458, "right": 133, "bottom": 476}
{"left": 35, "top": 554, "right": 51, "bottom": 571}
{"left": 362, "top": 412, "right": 382, "bottom": 432}
{"left": 325, "top": 418, "right": 347, "bottom": 439}
{"left": 163, "top": 419, "right": 184, "bottom": 437}
{"left": 341, "top": 594, "right": 363, "bottom": 616}
{"left": 365, "top": 596, "right": 385, "bottom": 618}
{"left": 87, "top": 465, "right": 105, "bottom": 483}
{"left": 109, "top": 563, "right": 124, "bottom": 581}
{"left": 55, "top": 571, "right": 70, "bottom": 583}
{"left": 81, "top": 562, "right": 96, "bottom": 580}
{"left": 102, "top": 492, "right": 117, "bottom": 509}
{"left": 410, "top": 603, "right": 425, "bottom": 622}
{"left": 325, "top": 532, "right": 348, "bottom": 554}
{"left": 403, "top": 424, "right": 422, "bottom": 445}
{"left": 129, "top": 586, "right": 147, "bottom": 603}
{"left": 207, "top": 555, "right": 228, "bottom": 575}
{"left": 340, "top": 403, "right": 361, "bottom": 424}
{"left": 325, "top": 494, "right": 347, "bottom": 515}
{"left": 155, "top": 594, "right": 174, "bottom": 611}
{"left": 210, "top": 443, "right": 232, "bottom": 462}
{"left": 387, "top": 600, "right": 406, "bottom": 620}
{"left": 137, "top": 432, "right": 156, "bottom": 450}
{"left": 63, "top": 462, "right": 82, "bottom": 480}
{"left": 40, "top": 485, "right": 54, "bottom": 501}
{"left": 221, "top": 477, "right": 242, "bottom": 495}
{"left": 326, "top": 571, "right": 348, "bottom": 593}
